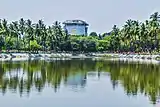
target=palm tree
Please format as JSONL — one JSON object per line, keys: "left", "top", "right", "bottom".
{"left": 1, "top": 19, "right": 10, "bottom": 51}
{"left": 35, "top": 20, "right": 47, "bottom": 53}
{"left": 47, "top": 26, "right": 55, "bottom": 52}
{"left": 41, "top": 25, "right": 47, "bottom": 52}
{"left": 25, "top": 19, "right": 34, "bottom": 52}
{"left": 139, "top": 23, "right": 148, "bottom": 52}
{"left": 150, "top": 12, "right": 160, "bottom": 52}
{"left": 123, "top": 19, "right": 133, "bottom": 52}
{"left": 0, "top": 36, "right": 5, "bottom": 51}
{"left": 143, "top": 20, "right": 153, "bottom": 53}
{"left": 0, "top": 19, "right": 3, "bottom": 35}
{"left": 132, "top": 20, "right": 140, "bottom": 52}
{"left": 7, "top": 23, "right": 19, "bottom": 51}
{"left": 150, "top": 12, "right": 160, "bottom": 22}
{"left": 0, "top": 19, "right": 5, "bottom": 51}
{"left": 52, "top": 21, "right": 63, "bottom": 51}
{"left": 12, "top": 21, "right": 20, "bottom": 51}
{"left": 19, "top": 18, "right": 26, "bottom": 51}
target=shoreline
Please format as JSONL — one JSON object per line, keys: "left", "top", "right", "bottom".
{"left": 0, "top": 53, "right": 160, "bottom": 62}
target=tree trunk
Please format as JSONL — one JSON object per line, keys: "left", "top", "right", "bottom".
{"left": 17, "top": 36, "right": 19, "bottom": 53}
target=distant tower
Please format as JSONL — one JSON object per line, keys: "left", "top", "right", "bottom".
{"left": 63, "top": 20, "right": 89, "bottom": 36}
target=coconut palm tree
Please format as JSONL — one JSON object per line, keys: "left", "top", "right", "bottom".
{"left": 132, "top": 20, "right": 140, "bottom": 52}
{"left": 149, "top": 12, "right": 160, "bottom": 52}
{"left": 1, "top": 19, "right": 10, "bottom": 51}
{"left": 150, "top": 12, "right": 160, "bottom": 22}
{"left": 139, "top": 22, "right": 148, "bottom": 52}
{"left": 35, "top": 20, "right": 47, "bottom": 52}
{"left": 47, "top": 26, "right": 55, "bottom": 51}
{"left": 19, "top": 18, "right": 26, "bottom": 51}
{"left": 0, "top": 19, "right": 3, "bottom": 35}
{"left": 25, "top": 19, "right": 34, "bottom": 52}
{"left": 52, "top": 21, "right": 63, "bottom": 51}
{"left": 0, "top": 19, "right": 5, "bottom": 51}
{"left": 122, "top": 19, "right": 133, "bottom": 52}
{"left": 41, "top": 25, "right": 47, "bottom": 52}
{"left": 12, "top": 21, "right": 20, "bottom": 51}
{"left": 0, "top": 36, "right": 5, "bottom": 51}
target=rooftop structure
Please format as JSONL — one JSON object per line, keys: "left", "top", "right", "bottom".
{"left": 63, "top": 20, "right": 89, "bottom": 26}
{"left": 63, "top": 20, "right": 89, "bottom": 36}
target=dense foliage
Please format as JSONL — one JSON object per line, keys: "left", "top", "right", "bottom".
{"left": 1, "top": 12, "right": 160, "bottom": 53}
{"left": 107, "top": 12, "right": 160, "bottom": 53}
{"left": 0, "top": 18, "right": 105, "bottom": 53}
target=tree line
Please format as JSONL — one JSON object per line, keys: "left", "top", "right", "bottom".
{"left": 0, "top": 12, "right": 160, "bottom": 53}
{"left": 109, "top": 12, "right": 160, "bottom": 53}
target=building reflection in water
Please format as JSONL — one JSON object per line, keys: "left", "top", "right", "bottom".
{"left": 65, "top": 73, "right": 87, "bottom": 88}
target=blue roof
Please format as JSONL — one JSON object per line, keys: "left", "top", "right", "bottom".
{"left": 63, "top": 20, "right": 89, "bottom": 26}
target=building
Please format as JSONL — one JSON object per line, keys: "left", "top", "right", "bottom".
{"left": 63, "top": 20, "right": 89, "bottom": 36}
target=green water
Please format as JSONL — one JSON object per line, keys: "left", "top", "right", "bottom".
{"left": 0, "top": 59, "right": 159, "bottom": 107}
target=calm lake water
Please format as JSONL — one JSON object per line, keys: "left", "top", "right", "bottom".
{"left": 0, "top": 59, "right": 159, "bottom": 107}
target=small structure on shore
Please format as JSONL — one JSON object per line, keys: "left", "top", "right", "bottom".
{"left": 63, "top": 20, "right": 89, "bottom": 36}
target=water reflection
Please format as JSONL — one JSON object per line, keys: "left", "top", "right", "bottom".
{"left": 0, "top": 59, "right": 160, "bottom": 105}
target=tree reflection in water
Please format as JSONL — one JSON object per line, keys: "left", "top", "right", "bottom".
{"left": 0, "top": 59, "right": 160, "bottom": 104}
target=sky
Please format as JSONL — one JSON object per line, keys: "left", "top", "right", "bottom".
{"left": 0, "top": 0, "right": 160, "bottom": 34}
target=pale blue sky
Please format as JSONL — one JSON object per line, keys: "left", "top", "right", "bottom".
{"left": 0, "top": 0, "right": 159, "bottom": 33}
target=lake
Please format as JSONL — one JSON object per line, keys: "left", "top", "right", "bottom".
{"left": 0, "top": 59, "right": 159, "bottom": 107}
